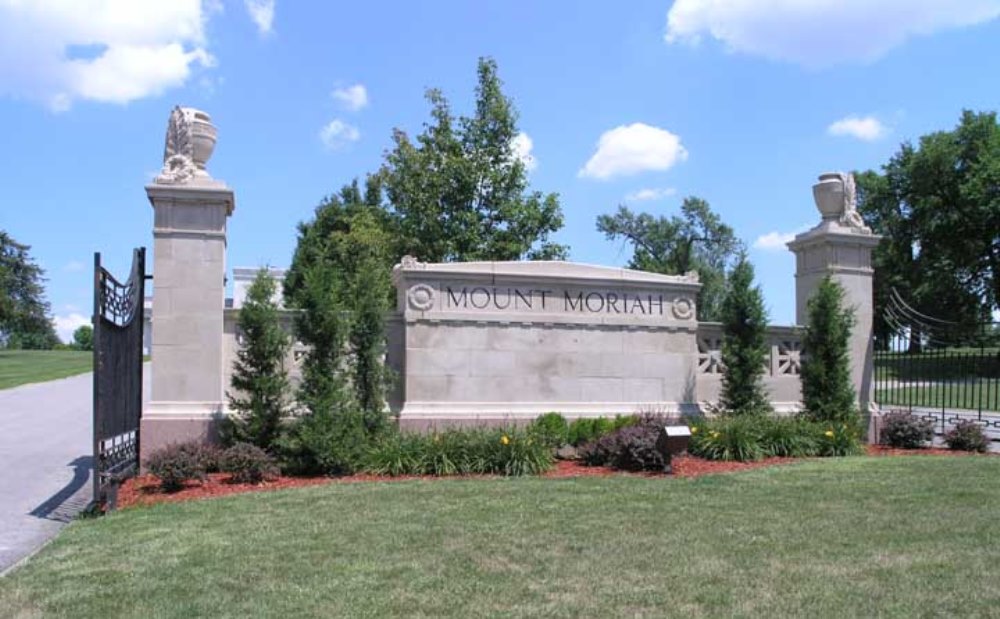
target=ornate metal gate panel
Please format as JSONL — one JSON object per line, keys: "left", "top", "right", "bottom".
{"left": 93, "top": 248, "right": 146, "bottom": 510}
{"left": 874, "top": 289, "right": 1000, "bottom": 443}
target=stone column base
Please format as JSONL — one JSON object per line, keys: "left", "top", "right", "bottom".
{"left": 141, "top": 401, "right": 224, "bottom": 462}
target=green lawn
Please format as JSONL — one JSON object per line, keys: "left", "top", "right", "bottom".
{"left": 3, "top": 457, "right": 1000, "bottom": 618}
{"left": 876, "top": 380, "right": 1000, "bottom": 412}
{"left": 0, "top": 350, "right": 92, "bottom": 390}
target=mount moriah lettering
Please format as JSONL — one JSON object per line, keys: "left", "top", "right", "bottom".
{"left": 445, "top": 286, "right": 666, "bottom": 315}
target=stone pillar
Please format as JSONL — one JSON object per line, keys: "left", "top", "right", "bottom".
{"left": 141, "top": 107, "right": 235, "bottom": 456}
{"left": 787, "top": 172, "right": 881, "bottom": 415}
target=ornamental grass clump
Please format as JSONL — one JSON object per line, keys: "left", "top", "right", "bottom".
{"left": 759, "top": 416, "right": 820, "bottom": 458}
{"left": 944, "top": 420, "right": 990, "bottom": 453}
{"left": 816, "top": 422, "right": 865, "bottom": 457}
{"left": 881, "top": 411, "right": 934, "bottom": 449}
{"left": 363, "top": 427, "right": 553, "bottom": 477}
{"left": 689, "top": 416, "right": 766, "bottom": 462}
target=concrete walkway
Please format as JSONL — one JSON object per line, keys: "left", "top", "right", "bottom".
{"left": 0, "top": 367, "right": 149, "bottom": 574}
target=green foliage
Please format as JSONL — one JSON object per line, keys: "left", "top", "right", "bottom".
{"left": 277, "top": 409, "right": 369, "bottom": 476}
{"left": 221, "top": 443, "right": 280, "bottom": 484}
{"left": 285, "top": 183, "right": 394, "bottom": 436}
{"left": 856, "top": 110, "right": 1000, "bottom": 346}
{"left": 71, "top": 325, "right": 93, "bottom": 351}
{"left": 689, "top": 415, "right": 862, "bottom": 461}
{"left": 566, "top": 416, "right": 633, "bottom": 446}
{"left": 224, "top": 270, "right": 291, "bottom": 451}
{"left": 944, "top": 420, "right": 990, "bottom": 453}
{"left": 800, "top": 277, "right": 859, "bottom": 425}
{"left": 527, "top": 412, "right": 569, "bottom": 449}
{"left": 689, "top": 416, "right": 767, "bottom": 462}
{"left": 719, "top": 256, "right": 771, "bottom": 416}
{"left": 145, "top": 443, "right": 208, "bottom": 492}
{"left": 758, "top": 417, "right": 820, "bottom": 458}
{"left": 596, "top": 199, "right": 742, "bottom": 321}
{"left": 880, "top": 412, "right": 934, "bottom": 449}
{"left": 0, "top": 230, "right": 58, "bottom": 349}
{"left": 381, "top": 57, "right": 566, "bottom": 262}
{"left": 817, "top": 421, "right": 865, "bottom": 457}
{"left": 363, "top": 427, "right": 553, "bottom": 477}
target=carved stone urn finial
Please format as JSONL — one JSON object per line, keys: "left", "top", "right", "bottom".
{"left": 811, "top": 171, "right": 871, "bottom": 233}
{"left": 155, "top": 106, "right": 218, "bottom": 184}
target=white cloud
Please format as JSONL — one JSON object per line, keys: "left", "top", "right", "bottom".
{"left": 512, "top": 132, "right": 537, "bottom": 171}
{"left": 331, "top": 83, "right": 368, "bottom": 112}
{"left": 625, "top": 187, "right": 677, "bottom": 202}
{"left": 64, "top": 260, "right": 85, "bottom": 273}
{"left": 319, "top": 119, "right": 360, "bottom": 150}
{"left": 665, "top": 0, "right": 1000, "bottom": 68}
{"left": 54, "top": 313, "right": 90, "bottom": 344}
{"left": 579, "top": 123, "right": 688, "bottom": 180}
{"left": 0, "top": 1, "right": 218, "bottom": 111}
{"left": 245, "top": 0, "right": 275, "bottom": 35}
{"left": 753, "top": 225, "right": 810, "bottom": 251}
{"left": 827, "top": 115, "right": 888, "bottom": 141}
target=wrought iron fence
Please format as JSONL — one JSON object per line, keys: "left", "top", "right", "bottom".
{"left": 874, "top": 289, "right": 1000, "bottom": 440}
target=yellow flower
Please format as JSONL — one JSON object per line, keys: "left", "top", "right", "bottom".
{"left": 690, "top": 426, "right": 698, "bottom": 434}
{"left": 710, "top": 431, "right": 720, "bottom": 439}
{"left": 824, "top": 430, "right": 835, "bottom": 438}
{"left": 500, "top": 435, "right": 510, "bottom": 445}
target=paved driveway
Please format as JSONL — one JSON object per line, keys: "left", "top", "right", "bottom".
{"left": 0, "top": 367, "right": 149, "bottom": 574}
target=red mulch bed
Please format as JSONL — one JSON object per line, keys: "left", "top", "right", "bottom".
{"left": 118, "top": 447, "right": 990, "bottom": 510}
{"left": 119, "top": 455, "right": 797, "bottom": 510}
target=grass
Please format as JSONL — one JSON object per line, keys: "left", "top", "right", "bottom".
{"left": 3, "top": 456, "right": 1000, "bottom": 618}
{"left": 0, "top": 349, "right": 92, "bottom": 390}
{"left": 877, "top": 381, "right": 1000, "bottom": 412}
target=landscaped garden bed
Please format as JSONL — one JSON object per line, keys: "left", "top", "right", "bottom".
{"left": 119, "top": 442, "right": 997, "bottom": 510}
{"left": 118, "top": 452, "right": 803, "bottom": 509}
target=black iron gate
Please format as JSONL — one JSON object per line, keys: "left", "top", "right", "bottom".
{"left": 93, "top": 248, "right": 147, "bottom": 510}
{"left": 874, "top": 289, "right": 1000, "bottom": 442}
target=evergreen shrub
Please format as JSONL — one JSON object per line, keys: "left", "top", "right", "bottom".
{"left": 527, "top": 412, "right": 569, "bottom": 449}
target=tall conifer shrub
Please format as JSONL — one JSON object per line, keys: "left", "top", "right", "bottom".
{"left": 225, "top": 270, "right": 291, "bottom": 450}
{"left": 719, "top": 256, "right": 772, "bottom": 416}
{"left": 801, "top": 276, "right": 859, "bottom": 424}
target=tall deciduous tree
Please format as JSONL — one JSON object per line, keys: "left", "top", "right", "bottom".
{"left": 225, "top": 270, "right": 291, "bottom": 451}
{"left": 719, "top": 256, "right": 771, "bottom": 416}
{"left": 800, "top": 277, "right": 858, "bottom": 425}
{"left": 856, "top": 110, "right": 999, "bottom": 348}
{"left": 381, "top": 57, "right": 567, "bottom": 262}
{"left": 596, "top": 198, "right": 742, "bottom": 321}
{"left": 0, "top": 230, "right": 58, "bottom": 349}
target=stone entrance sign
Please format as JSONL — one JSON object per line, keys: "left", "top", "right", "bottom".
{"left": 392, "top": 259, "right": 703, "bottom": 427}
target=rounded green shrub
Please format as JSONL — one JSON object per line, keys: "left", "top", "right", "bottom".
{"left": 944, "top": 420, "right": 990, "bottom": 453}
{"left": 145, "top": 443, "right": 208, "bottom": 492}
{"left": 527, "top": 412, "right": 569, "bottom": 449}
{"left": 221, "top": 442, "right": 280, "bottom": 484}
{"left": 880, "top": 412, "right": 934, "bottom": 449}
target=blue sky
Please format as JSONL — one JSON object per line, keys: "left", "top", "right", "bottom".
{"left": 1, "top": 1, "right": 999, "bottom": 341}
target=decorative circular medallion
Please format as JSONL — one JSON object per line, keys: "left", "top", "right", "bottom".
{"left": 672, "top": 296, "right": 695, "bottom": 320}
{"left": 407, "top": 284, "right": 436, "bottom": 311}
